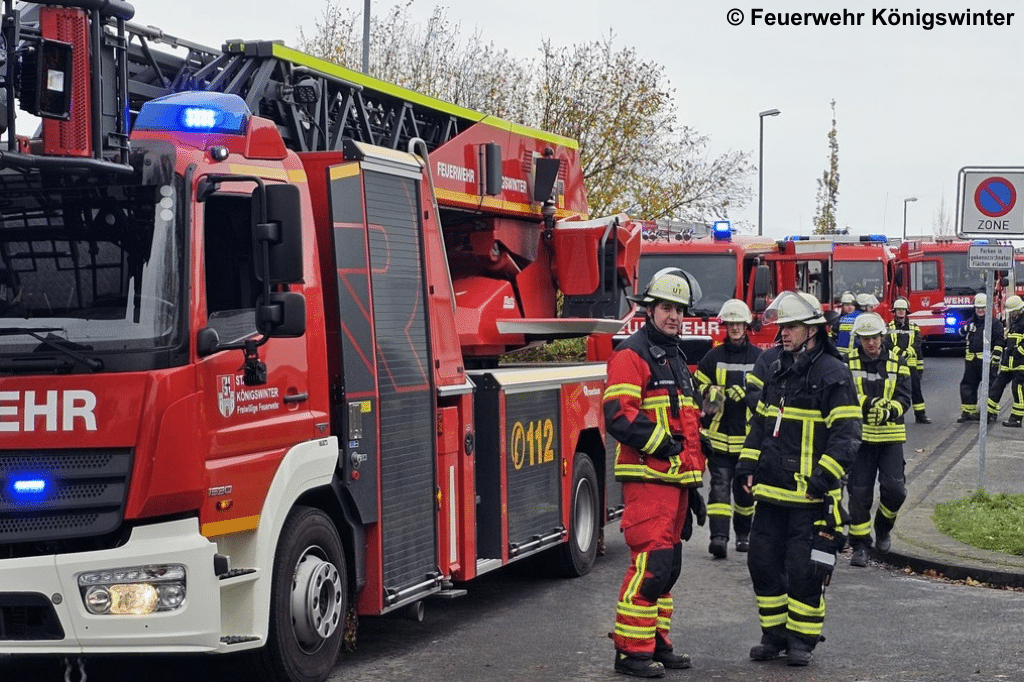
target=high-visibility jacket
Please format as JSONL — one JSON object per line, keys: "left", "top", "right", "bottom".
{"left": 963, "top": 312, "right": 1004, "bottom": 363}
{"left": 831, "top": 310, "right": 862, "bottom": 357}
{"left": 738, "top": 338, "right": 862, "bottom": 507}
{"left": 887, "top": 318, "right": 924, "bottom": 371}
{"left": 1000, "top": 314, "right": 1024, "bottom": 372}
{"left": 694, "top": 337, "right": 762, "bottom": 456}
{"left": 847, "top": 345, "right": 912, "bottom": 444}
{"left": 604, "top": 325, "right": 704, "bottom": 487}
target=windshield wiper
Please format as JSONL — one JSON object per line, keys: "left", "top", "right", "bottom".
{"left": 0, "top": 327, "right": 103, "bottom": 372}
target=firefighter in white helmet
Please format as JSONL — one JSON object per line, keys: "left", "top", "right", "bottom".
{"left": 604, "top": 268, "right": 706, "bottom": 677}
{"left": 737, "top": 291, "right": 861, "bottom": 667}
{"left": 987, "top": 295, "right": 1024, "bottom": 427}
{"left": 845, "top": 312, "right": 912, "bottom": 567}
{"left": 694, "top": 299, "right": 761, "bottom": 559}
{"left": 829, "top": 291, "right": 861, "bottom": 358}
{"left": 958, "top": 292, "right": 1004, "bottom": 422}
{"left": 887, "top": 297, "right": 931, "bottom": 424}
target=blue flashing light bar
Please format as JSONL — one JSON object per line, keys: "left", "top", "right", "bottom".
{"left": 861, "top": 234, "right": 887, "bottom": 242}
{"left": 713, "top": 220, "right": 732, "bottom": 240}
{"left": 134, "top": 92, "right": 252, "bottom": 135}
{"left": 783, "top": 235, "right": 808, "bottom": 241}
{"left": 946, "top": 315, "right": 958, "bottom": 326}
{"left": 8, "top": 475, "right": 50, "bottom": 501}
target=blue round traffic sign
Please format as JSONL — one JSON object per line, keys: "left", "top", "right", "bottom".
{"left": 975, "top": 176, "right": 1017, "bottom": 217}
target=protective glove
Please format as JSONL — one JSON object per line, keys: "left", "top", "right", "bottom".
{"left": 704, "top": 385, "right": 726, "bottom": 415}
{"left": 866, "top": 405, "right": 888, "bottom": 426}
{"left": 862, "top": 396, "right": 881, "bottom": 420}
{"left": 681, "top": 488, "right": 707, "bottom": 542}
{"left": 805, "top": 468, "right": 833, "bottom": 499}
{"left": 726, "top": 384, "right": 746, "bottom": 402}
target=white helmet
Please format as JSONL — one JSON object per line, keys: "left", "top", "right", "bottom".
{"left": 856, "top": 293, "right": 879, "bottom": 308}
{"left": 852, "top": 312, "right": 887, "bottom": 337}
{"left": 974, "top": 292, "right": 987, "bottom": 308}
{"left": 1006, "top": 295, "right": 1024, "bottom": 314}
{"left": 718, "top": 299, "right": 753, "bottom": 324}
{"left": 892, "top": 297, "right": 910, "bottom": 311}
{"left": 629, "top": 267, "right": 703, "bottom": 307}
{"left": 763, "top": 291, "right": 827, "bottom": 326}
{"left": 839, "top": 291, "right": 856, "bottom": 305}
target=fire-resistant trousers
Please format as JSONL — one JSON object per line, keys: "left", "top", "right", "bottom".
{"left": 612, "top": 481, "right": 688, "bottom": 656}
{"left": 847, "top": 441, "right": 907, "bottom": 547}
{"left": 747, "top": 501, "right": 827, "bottom": 651}
{"left": 988, "top": 370, "right": 1024, "bottom": 418}
{"left": 706, "top": 452, "right": 754, "bottom": 541}
{"left": 910, "top": 365, "right": 927, "bottom": 414}
{"left": 960, "top": 358, "right": 988, "bottom": 415}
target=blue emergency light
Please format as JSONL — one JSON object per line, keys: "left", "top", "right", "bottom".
{"left": 134, "top": 92, "right": 252, "bottom": 135}
{"left": 861, "top": 234, "right": 887, "bottom": 243}
{"left": 712, "top": 220, "right": 732, "bottom": 240}
{"left": 783, "top": 235, "right": 809, "bottom": 241}
{"left": 946, "top": 315, "right": 958, "bottom": 326}
{"left": 8, "top": 474, "right": 50, "bottom": 502}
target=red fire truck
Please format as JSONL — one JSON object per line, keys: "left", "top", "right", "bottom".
{"left": 0, "top": 4, "right": 642, "bottom": 681}
{"left": 902, "top": 238, "right": 1004, "bottom": 349}
{"left": 587, "top": 222, "right": 779, "bottom": 362}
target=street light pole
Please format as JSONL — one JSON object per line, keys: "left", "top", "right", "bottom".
{"left": 758, "top": 109, "right": 781, "bottom": 237}
{"left": 362, "top": 0, "right": 371, "bottom": 73}
{"left": 902, "top": 196, "right": 917, "bottom": 241}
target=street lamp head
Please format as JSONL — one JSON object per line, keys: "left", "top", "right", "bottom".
{"left": 759, "top": 108, "right": 781, "bottom": 118}
{"left": 904, "top": 197, "right": 918, "bottom": 203}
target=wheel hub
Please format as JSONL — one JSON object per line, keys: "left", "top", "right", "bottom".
{"left": 291, "top": 550, "right": 343, "bottom": 649}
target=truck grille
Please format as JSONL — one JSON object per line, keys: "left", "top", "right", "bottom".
{"left": 0, "top": 449, "right": 132, "bottom": 545}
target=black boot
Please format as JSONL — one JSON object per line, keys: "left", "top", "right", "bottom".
{"left": 786, "top": 636, "right": 815, "bottom": 667}
{"left": 653, "top": 637, "right": 692, "bottom": 670}
{"left": 875, "top": 528, "right": 892, "bottom": 553}
{"left": 987, "top": 412, "right": 998, "bottom": 424}
{"left": 1004, "top": 415, "right": 1023, "bottom": 428}
{"left": 735, "top": 533, "right": 750, "bottom": 552}
{"left": 614, "top": 651, "right": 665, "bottom": 678}
{"left": 915, "top": 411, "right": 932, "bottom": 424}
{"left": 709, "top": 535, "right": 728, "bottom": 559}
{"left": 850, "top": 544, "right": 868, "bottom": 567}
{"left": 749, "top": 634, "right": 786, "bottom": 661}
{"left": 957, "top": 411, "right": 973, "bottom": 423}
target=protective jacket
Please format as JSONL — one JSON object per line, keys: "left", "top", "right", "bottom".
{"left": 887, "top": 318, "right": 924, "bottom": 372}
{"left": 831, "top": 310, "right": 862, "bottom": 357}
{"left": 738, "top": 336, "right": 862, "bottom": 506}
{"left": 604, "top": 324, "right": 704, "bottom": 487}
{"left": 847, "top": 345, "right": 912, "bottom": 444}
{"left": 694, "top": 337, "right": 762, "bottom": 456}
{"left": 963, "top": 312, "right": 1004, "bottom": 362}
{"left": 1000, "top": 314, "right": 1024, "bottom": 372}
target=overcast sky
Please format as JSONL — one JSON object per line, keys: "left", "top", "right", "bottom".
{"left": 134, "top": 0, "right": 1024, "bottom": 240}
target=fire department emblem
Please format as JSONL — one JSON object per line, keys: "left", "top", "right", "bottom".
{"left": 218, "top": 374, "right": 236, "bottom": 418}
{"left": 921, "top": 297, "right": 930, "bottom": 307}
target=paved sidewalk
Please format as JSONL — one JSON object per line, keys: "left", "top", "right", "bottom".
{"left": 881, "top": 412, "right": 1024, "bottom": 587}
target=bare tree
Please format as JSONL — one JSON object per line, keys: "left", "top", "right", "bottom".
{"left": 298, "top": 2, "right": 753, "bottom": 222}
{"left": 933, "top": 193, "right": 954, "bottom": 235}
{"left": 813, "top": 100, "right": 840, "bottom": 234}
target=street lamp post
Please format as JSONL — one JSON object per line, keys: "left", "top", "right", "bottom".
{"left": 902, "top": 197, "right": 917, "bottom": 241}
{"left": 758, "top": 109, "right": 781, "bottom": 237}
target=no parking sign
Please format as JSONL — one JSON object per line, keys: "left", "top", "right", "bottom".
{"left": 958, "top": 168, "right": 1024, "bottom": 237}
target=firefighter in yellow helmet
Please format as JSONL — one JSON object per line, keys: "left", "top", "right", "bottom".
{"left": 987, "top": 295, "right": 1024, "bottom": 426}
{"left": 887, "top": 297, "right": 931, "bottom": 423}
{"left": 737, "top": 291, "right": 861, "bottom": 667}
{"left": 694, "top": 299, "right": 761, "bottom": 559}
{"left": 604, "top": 268, "right": 706, "bottom": 677}
{"left": 958, "top": 292, "right": 1004, "bottom": 422}
{"left": 845, "top": 312, "right": 912, "bottom": 567}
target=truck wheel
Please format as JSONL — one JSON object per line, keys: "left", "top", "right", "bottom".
{"left": 258, "top": 506, "right": 347, "bottom": 682}
{"left": 555, "top": 454, "right": 600, "bottom": 577}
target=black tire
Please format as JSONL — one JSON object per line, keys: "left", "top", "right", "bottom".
{"left": 253, "top": 505, "right": 347, "bottom": 682}
{"left": 555, "top": 454, "right": 600, "bottom": 577}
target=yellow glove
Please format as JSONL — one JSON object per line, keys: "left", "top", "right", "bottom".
{"left": 866, "top": 405, "right": 888, "bottom": 426}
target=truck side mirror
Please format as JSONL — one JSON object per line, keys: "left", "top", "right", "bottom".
{"left": 257, "top": 291, "right": 306, "bottom": 337}
{"left": 753, "top": 264, "right": 770, "bottom": 298}
{"left": 254, "top": 183, "right": 304, "bottom": 284}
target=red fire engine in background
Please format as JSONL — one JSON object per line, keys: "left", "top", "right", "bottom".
{"left": 0, "top": 3, "right": 642, "bottom": 681}
{"left": 901, "top": 238, "right": 1005, "bottom": 349}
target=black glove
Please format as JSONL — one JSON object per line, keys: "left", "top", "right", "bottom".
{"left": 862, "top": 396, "right": 881, "bottom": 420}
{"left": 805, "top": 469, "right": 833, "bottom": 499}
{"left": 681, "top": 489, "right": 707, "bottom": 542}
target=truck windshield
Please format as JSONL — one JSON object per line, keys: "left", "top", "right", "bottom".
{"left": 937, "top": 252, "right": 986, "bottom": 295}
{"left": 639, "top": 254, "right": 736, "bottom": 318}
{"left": 832, "top": 261, "right": 884, "bottom": 300}
{"left": 0, "top": 179, "right": 184, "bottom": 358}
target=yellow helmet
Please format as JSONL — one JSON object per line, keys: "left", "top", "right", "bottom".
{"left": 718, "top": 299, "right": 753, "bottom": 324}
{"left": 1006, "top": 295, "right": 1024, "bottom": 314}
{"left": 892, "top": 297, "right": 910, "bottom": 311}
{"left": 852, "top": 312, "right": 887, "bottom": 337}
{"left": 629, "top": 267, "right": 702, "bottom": 307}
{"left": 763, "top": 291, "right": 826, "bottom": 326}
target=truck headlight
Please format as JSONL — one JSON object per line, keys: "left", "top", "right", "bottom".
{"left": 78, "top": 564, "right": 186, "bottom": 615}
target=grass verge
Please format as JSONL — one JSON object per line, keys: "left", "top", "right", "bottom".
{"left": 933, "top": 491, "right": 1024, "bottom": 556}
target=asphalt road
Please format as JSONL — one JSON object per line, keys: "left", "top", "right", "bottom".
{"left": 7, "top": 356, "right": 1023, "bottom": 682}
